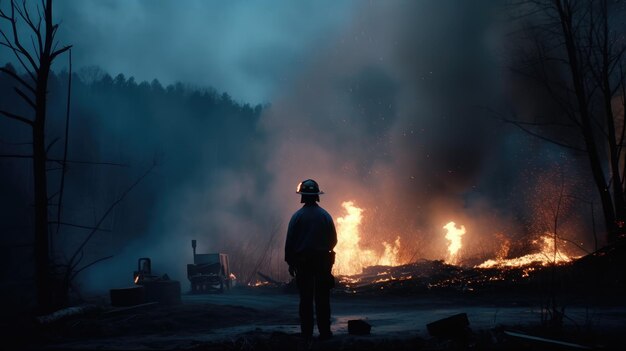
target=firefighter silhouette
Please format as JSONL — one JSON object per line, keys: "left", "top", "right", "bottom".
{"left": 285, "top": 179, "right": 337, "bottom": 340}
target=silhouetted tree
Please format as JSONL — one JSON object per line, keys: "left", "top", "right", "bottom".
{"left": 506, "top": 0, "right": 626, "bottom": 244}
{"left": 0, "top": 0, "right": 71, "bottom": 312}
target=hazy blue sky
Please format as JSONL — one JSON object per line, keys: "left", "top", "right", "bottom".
{"left": 1, "top": 0, "right": 357, "bottom": 103}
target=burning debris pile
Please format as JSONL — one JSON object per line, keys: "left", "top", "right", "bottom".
{"left": 332, "top": 238, "right": 626, "bottom": 296}
{"left": 249, "top": 256, "right": 583, "bottom": 295}
{"left": 245, "top": 200, "right": 601, "bottom": 294}
{"left": 326, "top": 200, "right": 585, "bottom": 294}
{"left": 335, "top": 259, "right": 558, "bottom": 295}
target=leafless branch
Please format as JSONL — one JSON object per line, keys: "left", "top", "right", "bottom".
{"left": 47, "top": 159, "right": 128, "bottom": 167}
{"left": 47, "top": 190, "right": 59, "bottom": 201}
{"left": 29, "top": 35, "right": 39, "bottom": 61}
{"left": 0, "top": 66, "right": 35, "bottom": 92}
{"left": 4, "top": 1, "right": 38, "bottom": 72}
{"left": 13, "top": 87, "right": 35, "bottom": 109}
{"left": 71, "top": 255, "right": 114, "bottom": 280}
{"left": 0, "top": 109, "right": 33, "bottom": 125}
{"left": 554, "top": 233, "right": 591, "bottom": 254}
{"left": 479, "top": 106, "right": 587, "bottom": 152}
{"left": 0, "top": 31, "right": 36, "bottom": 81}
{"left": 49, "top": 221, "right": 111, "bottom": 232}
{"left": 72, "top": 249, "right": 85, "bottom": 272}
{"left": 0, "top": 153, "right": 32, "bottom": 159}
{"left": 0, "top": 138, "right": 31, "bottom": 145}
{"left": 508, "top": 119, "right": 585, "bottom": 151}
{"left": 502, "top": 117, "right": 574, "bottom": 129}
{"left": 45, "top": 137, "right": 59, "bottom": 153}
{"left": 67, "top": 163, "right": 156, "bottom": 271}
{"left": 50, "top": 44, "right": 71, "bottom": 60}
{"left": 14, "top": 0, "right": 43, "bottom": 55}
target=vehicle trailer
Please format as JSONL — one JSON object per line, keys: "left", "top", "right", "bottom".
{"left": 187, "top": 240, "right": 232, "bottom": 293}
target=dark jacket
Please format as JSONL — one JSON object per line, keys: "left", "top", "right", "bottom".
{"left": 285, "top": 203, "right": 337, "bottom": 266}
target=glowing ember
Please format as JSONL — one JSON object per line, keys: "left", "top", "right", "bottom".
{"left": 476, "top": 234, "right": 579, "bottom": 268}
{"left": 339, "top": 276, "right": 361, "bottom": 285}
{"left": 495, "top": 233, "right": 510, "bottom": 260}
{"left": 248, "top": 280, "right": 270, "bottom": 287}
{"left": 443, "top": 221, "right": 466, "bottom": 265}
{"left": 333, "top": 201, "right": 402, "bottom": 276}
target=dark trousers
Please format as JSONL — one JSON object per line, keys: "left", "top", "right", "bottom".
{"left": 295, "top": 255, "right": 333, "bottom": 337}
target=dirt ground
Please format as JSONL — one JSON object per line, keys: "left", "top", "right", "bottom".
{"left": 5, "top": 287, "right": 626, "bottom": 350}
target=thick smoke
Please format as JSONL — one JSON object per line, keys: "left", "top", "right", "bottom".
{"left": 258, "top": 1, "right": 597, "bottom": 266}
{"left": 77, "top": 2, "right": 509, "bottom": 290}
{"left": 261, "top": 1, "right": 512, "bottom": 261}
{"left": 51, "top": 0, "right": 356, "bottom": 104}
{"left": 1, "top": 1, "right": 599, "bottom": 299}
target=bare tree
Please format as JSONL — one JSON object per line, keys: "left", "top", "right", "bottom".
{"left": 0, "top": 0, "right": 71, "bottom": 312}
{"left": 1, "top": 0, "right": 156, "bottom": 312}
{"left": 503, "top": 0, "right": 626, "bottom": 244}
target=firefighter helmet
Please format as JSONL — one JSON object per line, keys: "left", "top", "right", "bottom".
{"left": 296, "top": 179, "right": 324, "bottom": 195}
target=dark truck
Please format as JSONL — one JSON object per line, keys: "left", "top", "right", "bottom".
{"left": 187, "top": 240, "right": 232, "bottom": 293}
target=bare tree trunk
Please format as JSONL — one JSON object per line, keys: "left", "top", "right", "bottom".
{"left": 33, "top": 115, "right": 51, "bottom": 312}
{"left": 554, "top": 0, "right": 619, "bottom": 243}
{"left": 506, "top": 1, "right": 626, "bottom": 245}
{"left": 597, "top": 0, "right": 626, "bottom": 240}
{"left": 33, "top": 30, "right": 53, "bottom": 312}
{"left": 2, "top": 0, "right": 70, "bottom": 312}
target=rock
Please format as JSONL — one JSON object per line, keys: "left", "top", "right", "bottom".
{"left": 426, "top": 313, "right": 469, "bottom": 338}
{"left": 348, "top": 319, "right": 371, "bottom": 335}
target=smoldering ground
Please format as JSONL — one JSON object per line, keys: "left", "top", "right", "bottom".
{"left": 0, "top": 1, "right": 597, "bottom": 298}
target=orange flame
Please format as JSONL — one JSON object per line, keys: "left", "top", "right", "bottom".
{"left": 443, "top": 221, "right": 466, "bottom": 265}
{"left": 380, "top": 237, "right": 401, "bottom": 266}
{"left": 330, "top": 201, "right": 579, "bottom": 278}
{"left": 477, "top": 234, "right": 579, "bottom": 268}
{"left": 333, "top": 201, "right": 402, "bottom": 275}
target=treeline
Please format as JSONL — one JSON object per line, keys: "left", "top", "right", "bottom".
{"left": 0, "top": 63, "right": 268, "bottom": 309}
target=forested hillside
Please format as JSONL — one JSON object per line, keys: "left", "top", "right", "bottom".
{"left": 0, "top": 64, "right": 268, "bottom": 309}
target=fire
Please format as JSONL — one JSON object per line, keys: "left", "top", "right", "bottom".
{"left": 477, "top": 234, "right": 579, "bottom": 268}
{"left": 495, "top": 233, "right": 510, "bottom": 260}
{"left": 329, "top": 201, "right": 581, "bottom": 281}
{"left": 380, "top": 237, "right": 401, "bottom": 266}
{"left": 443, "top": 221, "right": 466, "bottom": 265}
{"left": 333, "top": 201, "right": 402, "bottom": 276}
